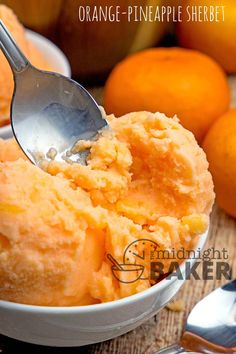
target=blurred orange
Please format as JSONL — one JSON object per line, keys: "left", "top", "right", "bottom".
{"left": 104, "top": 47, "right": 230, "bottom": 142}
{"left": 178, "top": 0, "right": 236, "bottom": 73}
{"left": 203, "top": 109, "right": 236, "bottom": 218}
{"left": 0, "top": 0, "right": 63, "bottom": 37}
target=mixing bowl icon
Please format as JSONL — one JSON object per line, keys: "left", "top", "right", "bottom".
{"left": 107, "top": 254, "right": 144, "bottom": 283}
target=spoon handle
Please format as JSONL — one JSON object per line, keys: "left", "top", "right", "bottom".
{"left": 107, "top": 253, "right": 123, "bottom": 270}
{"left": 154, "top": 344, "right": 200, "bottom": 353}
{"left": 0, "top": 20, "right": 30, "bottom": 74}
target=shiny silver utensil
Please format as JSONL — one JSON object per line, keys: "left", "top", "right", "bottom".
{"left": 0, "top": 21, "right": 107, "bottom": 166}
{"left": 156, "top": 279, "right": 236, "bottom": 353}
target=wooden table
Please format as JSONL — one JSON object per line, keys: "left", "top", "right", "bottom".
{"left": 0, "top": 87, "right": 236, "bottom": 354}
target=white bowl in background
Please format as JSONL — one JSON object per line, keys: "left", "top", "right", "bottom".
{"left": 0, "top": 29, "right": 71, "bottom": 140}
{"left": 0, "top": 230, "right": 208, "bottom": 347}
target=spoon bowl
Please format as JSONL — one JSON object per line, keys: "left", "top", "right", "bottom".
{"left": 182, "top": 279, "right": 236, "bottom": 352}
{"left": 156, "top": 279, "right": 236, "bottom": 353}
{"left": 0, "top": 20, "right": 107, "bottom": 166}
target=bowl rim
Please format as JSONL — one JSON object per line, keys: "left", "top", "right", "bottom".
{"left": 0, "top": 229, "right": 208, "bottom": 313}
{"left": 0, "top": 123, "right": 11, "bottom": 136}
{"left": 26, "top": 29, "right": 71, "bottom": 78}
{"left": 0, "top": 29, "right": 71, "bottom": 137}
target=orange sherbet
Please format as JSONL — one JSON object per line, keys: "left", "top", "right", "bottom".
{"left": 0, "top": 112, "right": 215, "bottom": 306}
{"left": 0, "top": 5, "right": 52, "bottom": 127}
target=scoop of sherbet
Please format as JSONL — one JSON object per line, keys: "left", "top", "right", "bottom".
{"left": 0, "top": 5, "right": 52, "bottom": 127}
{"left": 0, "top": 112, "right": 214, "bottom": 306}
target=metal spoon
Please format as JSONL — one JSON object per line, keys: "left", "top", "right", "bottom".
{"left": 0, "top": 21, "right": 107, "bottom": 166}
{"left": 155, "top": 279, "right": 236, "bottom": 353}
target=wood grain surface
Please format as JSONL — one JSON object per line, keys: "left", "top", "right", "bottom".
{"left": 0, "top": 86, "right": 235, "bottom": 354}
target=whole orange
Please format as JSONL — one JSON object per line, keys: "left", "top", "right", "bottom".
{"left": 104, "top": 47, "right": 230, "bottom": 142}
{"left": 178, "top": 0, "right": 236, "bottom": 73}
{"left": 203, "top": 109, "right": 236, "bottom": 217}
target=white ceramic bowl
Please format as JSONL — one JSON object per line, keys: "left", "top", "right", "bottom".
{"left": 0, "top": 230, "right": 208, "bottom": 347}
{"left": 0, "top": 29, "right": 71, "bottom": 140}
